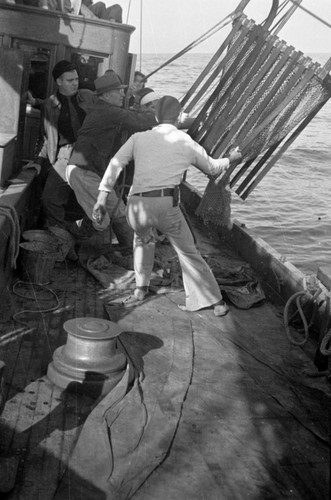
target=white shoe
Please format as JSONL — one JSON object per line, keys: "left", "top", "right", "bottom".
{"left": 214, "top": 301, "right": 229, "bottom": 317}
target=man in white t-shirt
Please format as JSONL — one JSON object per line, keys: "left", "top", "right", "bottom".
{"left": 92, "top": 96, "right": 242, "bottom": 315}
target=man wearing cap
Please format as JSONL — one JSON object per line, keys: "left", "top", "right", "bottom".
{"left": 66, "top": 71, "right": 157, "bottom": 246}
{"left": 26, "top": 60, "right": 97, "bottom": 235}
{"left": 135, "top": 88, "right": 161, "bottom": 113}
{"left": 136, "top": 87, "right": 196, "bottom": 131}
{"left": 92, "top": 96, "right": 242, "bottom": 315}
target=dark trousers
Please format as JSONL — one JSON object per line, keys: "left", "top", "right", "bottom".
{"left": 41, "top": 167, "right": 84, "bottom": 228}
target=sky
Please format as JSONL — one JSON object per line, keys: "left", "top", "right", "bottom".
{"left": 105, "top": 0, "right": 331, "bottom": 55}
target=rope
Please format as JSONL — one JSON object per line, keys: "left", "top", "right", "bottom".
{"left": 288, "top": 0, "right": 331, "bottom": 30}
{"left": 139, "top": 0, "right": 143, "bottom": 71}
{"left": 320, "top": 330, "right": 331, "bottom": 356}
{"left": 125, "top": 0, "right": 132, "bottom": 24}
{"left": 0, "top": 205, "right": 20, "bottom": 269}
{"left": 143, "top": 11, "right": 237, "bottom": 82}
{"left": 12, "top": 280, "right": 60, "bottom": 325}
{"left": 11, "top": 255, "right": 70, "bottom": 326}
{"left": 142, "top": 1, "right": 331, "bottom": 84}
{"left": 271, "top": 0, "right": 302, "bottom": 35}
{"left": 283, "top": 288, "right": 322, "bottom": 346}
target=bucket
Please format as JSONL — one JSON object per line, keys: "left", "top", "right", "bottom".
{"left": 19, "top": 241, "right": 58, "bottom": 285}
{"left": 49, "top": 226, "right": 75, "bottom": 261}
{"left": 22, "top": 230, "right": 59, "bottom": 248}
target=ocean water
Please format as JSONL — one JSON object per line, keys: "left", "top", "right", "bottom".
{"left": 140, "top": 52, "right": 331, "bottom": 275}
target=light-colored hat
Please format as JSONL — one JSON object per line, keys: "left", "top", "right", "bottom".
{"left": 140, "top": 90, "right": 161, "bottom": 106}
{"left": 94, "top": 72, "right": 127, "bottom": 95}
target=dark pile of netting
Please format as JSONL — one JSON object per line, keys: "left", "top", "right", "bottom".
{"left": 181, "top": 14, "right": 331, "bottom": 226}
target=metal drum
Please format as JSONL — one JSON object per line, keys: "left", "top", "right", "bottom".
{"left": 47, "top": 317, "right": 127, "bottom": 397}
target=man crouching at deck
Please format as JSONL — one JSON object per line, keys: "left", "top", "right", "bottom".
{"left": 92, "top": 95, "right": 242, "bottom": 315}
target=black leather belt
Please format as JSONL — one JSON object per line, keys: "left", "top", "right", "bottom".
{"left": 135, "top": 188, "right": 175, "bottom": 197}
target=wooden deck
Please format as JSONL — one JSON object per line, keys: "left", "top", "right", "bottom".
{"left": 0, "top": 219, "right": 330, "bottom": 499}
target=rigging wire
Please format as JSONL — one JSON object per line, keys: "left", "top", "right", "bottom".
{"left": 134, "top": 0, "right": 331, "bottom": 84}
{"left": 271, "top": 0, "right": 303, "bottom": 35}
{"left": 143, "top": 11, "right": 237, "bottom": 81}
{"left": 139, "top": 0, "right": 143, "bottom": 71}
{"left": 288, "top": 0, "right": 331, "bottom": 30}
{"left": 125, "top": 0, "right": 132, "bottom": 24}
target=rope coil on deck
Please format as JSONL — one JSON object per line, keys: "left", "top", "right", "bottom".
{"left": 283, "top": 287, "right": 322, "bottom": 346}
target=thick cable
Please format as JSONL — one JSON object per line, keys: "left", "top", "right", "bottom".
{"left": 143, "top": 12, "right": 236, "bottom": 82}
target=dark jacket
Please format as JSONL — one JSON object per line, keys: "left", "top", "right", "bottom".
{"left": 69, "top": 99, "right": 157, "bottom": 177}
{"left": 34, "top": 89, "right": 97, "bottom": 166}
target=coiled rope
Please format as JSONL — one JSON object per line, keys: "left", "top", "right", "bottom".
{"left": 283, "top": 288, "right": 322, "bottom": 346}
{"left": 12, "top": 280, "right": 60, "bottom": 325}
{"left": 320, "top": 330, "right": 331, "bottom": 356}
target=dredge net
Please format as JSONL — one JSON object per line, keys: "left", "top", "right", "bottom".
{"left": 181, "top": 14, "right": 331, "bottom": 226}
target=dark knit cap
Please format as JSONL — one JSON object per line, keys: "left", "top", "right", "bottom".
{"left": 52, "top": 60, "right": 77, "bottom": 81}
{"left": 155, "top": 96, "right": 181, "bottom": 124}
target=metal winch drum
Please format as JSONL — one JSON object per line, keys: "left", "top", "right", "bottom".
{"left": 47, "top": 318, "right": 127, "bottom": 397}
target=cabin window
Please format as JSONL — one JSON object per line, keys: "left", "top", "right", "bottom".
{"left": 70, "top": 53, "right": 104, "bottom": 91}
{"left": 9, "top": 42, "right": 53, "bottom": 160}
{"left": 11, "top": 41, "right": 53, "bottom": 99}
{"left": 28, "top": 52, "right": 50, "bottom": 100}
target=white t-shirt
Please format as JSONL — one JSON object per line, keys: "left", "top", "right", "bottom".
{"left": 99, "top": 123, "right": 229, "bottom": 195}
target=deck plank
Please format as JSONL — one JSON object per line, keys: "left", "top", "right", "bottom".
{"left": 0, "top": 234, "right": 330, "bottom": 499}
{"left": 0, "top": 261, "right": 100, "bottom": 498}
{"left": 133, "top": 299, "right": 330, "bottom": 500}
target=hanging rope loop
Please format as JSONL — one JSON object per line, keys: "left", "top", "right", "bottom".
{"left": 283, "top": 286, "right": 322, "bottom": 346}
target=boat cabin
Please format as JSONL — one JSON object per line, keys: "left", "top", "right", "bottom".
{"left": 0, "top": 3, "right": 135, "bottom": 181}
{"left": 0, "top": 2, "right": 135, "bottom": 291}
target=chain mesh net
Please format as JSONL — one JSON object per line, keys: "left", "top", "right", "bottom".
{"left": 181, "top": 14, "right": 331, "bottom": 226}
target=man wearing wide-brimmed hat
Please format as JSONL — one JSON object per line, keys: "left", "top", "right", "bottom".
{"left": 66, "top": 71, "right": 156, "bottom": 247}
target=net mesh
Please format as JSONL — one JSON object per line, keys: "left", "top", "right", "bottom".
{"left": 181, "top": 14, "right": 331, "bottom": 226}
